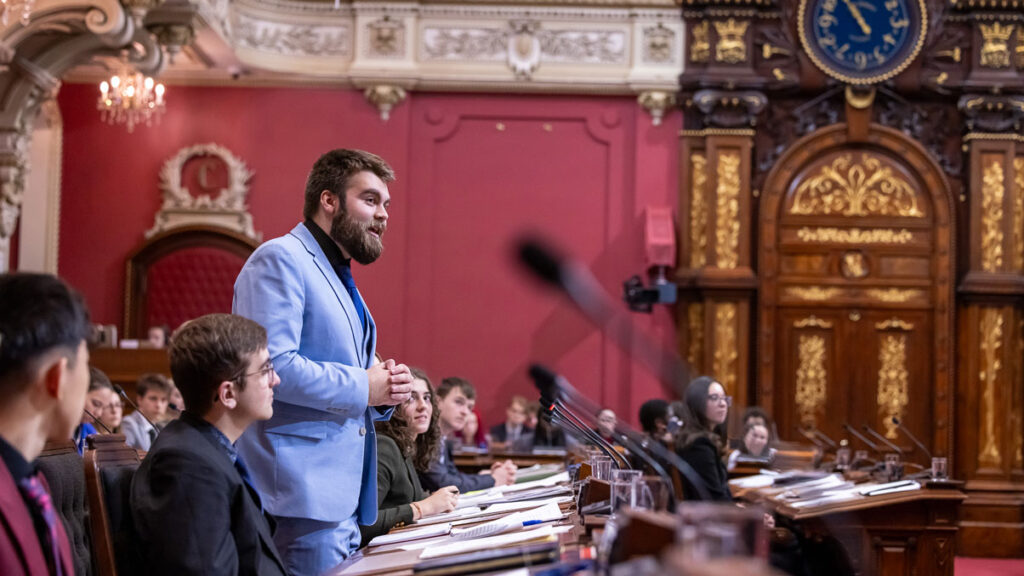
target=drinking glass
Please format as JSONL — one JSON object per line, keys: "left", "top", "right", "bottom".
{"left": 930, "top": 457, "right": 948, "bottom": 480}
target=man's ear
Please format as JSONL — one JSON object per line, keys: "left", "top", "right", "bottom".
{"left": 40, "top": 355, "right": 68, "bottom": 400}
{"left": 320, "top": 190, "right": 340, "bottom": 217}
{"left": 217, "top": 379, "right": 238, "bottom": 410}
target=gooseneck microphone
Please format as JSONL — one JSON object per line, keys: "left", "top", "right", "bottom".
{"left": 796, "top": 426, "right": 825, "bottom": 449}
{"left": 113, "top": 384, "right": 159, "bottom": 432}
{"left": 83, "top": 409, "right": 112, "bottom": 434}
{"left": 892, "top": 417, "right": 933, "bottom": 462}
{"left": 862, "top": 425, "right": 902, "bottom": 454}
{"left": 843, "top": 423, "right": 881, "bottom": 454}
{"left": 810, "top": 427, "right": 838, "bottom": 450}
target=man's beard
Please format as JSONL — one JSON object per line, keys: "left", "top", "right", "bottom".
{"left": 330, "top": 209, "right": 384, "bottom": 265}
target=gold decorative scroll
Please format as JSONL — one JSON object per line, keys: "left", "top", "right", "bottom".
{"left": 981, "top": 160, "right": 1005, "bottom": 272}
{"left": 687, "top": 302, "right": 705, "bottom": 370}
{"left": 713, "top": 19, "right": 748, "bottom": 63}
{"left": 795, "top": 334, "right": 827, "bottom": 428}
{"left": 713, "top": 303, "right": 738, "bottom": 395}
{"left": 979, "top": 308, "right": 1003, "bottom": 467}
{"left": 690, "top": 21, "right": 710, "bottom": 63}
{"left": 785, "top": 286, "right": 840, "bottom": 301}
{"left": 877, "top": 334, "right": 910, "bottom": 439}
{"left": 979, "top": 22, "right": 1014, "bottom": 69}
{"left": 875, "top": 318, "right": 915, "bottom": 331}
{"left": 789, "top": 153, "right": 923, "bottom": 217}
{"left": 865, "top": 288, "right": 924, "bottom": 303}
{"left": 1014, "top": 158, "right": 1024, "bottom": 272}
{"left": 794, "top": 315, "right": 833, "bottom": 329}
{"left": 690, "top": 153, "right": 708, "bottom": 268}
{"left": 796, "top": 227, "right": 913, "bottom": 245}
{"left": 715, "top": 152, "right": 741, "bottom": 269}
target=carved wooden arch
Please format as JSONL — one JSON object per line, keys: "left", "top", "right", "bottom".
{"left": 758, "top": 123, "right": 955, "bottom": 457}
{"left": 124, "top": 225, "right": 259, "bottom": 338}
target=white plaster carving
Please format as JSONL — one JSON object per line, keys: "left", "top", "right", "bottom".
{"left": 147, "top": 143, "right": 259, "bottom": 240}
{"left": 638, "top": 90, "right": 675, "bottom": 126}
{"left": 364, "top": 84, "right": 406, "bottom": 121}
{"left": 540, "top": 30, "right": 626, "bottom": 64}
{"left": 233, "top": 13, "right": 350, "bottom": 57}
{"left": 642, "top": 23, "right": 675, "bottom": 64}
{"left": 365, "top": 15, "right": 404, "bottom": 58}
{"left": 422, "top": 27, "right": 506, "bottom": 61}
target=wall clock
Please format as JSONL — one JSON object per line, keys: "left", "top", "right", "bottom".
{"left": 798, "top": 0, "right": 928, "bottom": 85}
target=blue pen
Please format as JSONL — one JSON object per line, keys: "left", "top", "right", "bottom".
{"left": 522, "top": 519, "right": 545, "bottom": 527}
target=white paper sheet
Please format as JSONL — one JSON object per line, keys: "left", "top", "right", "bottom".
{"left": 418, "top": 525, "right": 573, "bottom": 559}
{"left": 366, "top": 522, "right": 451, "bottom": 547}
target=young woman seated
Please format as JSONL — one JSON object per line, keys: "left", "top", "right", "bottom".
{"left": 360, "top": 368, "right": 460, "bottom": 547}
{"left": 674, "top": 376, "right": 734, "bottom": 501}
{"left": 728, "top": 421, "right": 776, "bottom": 470}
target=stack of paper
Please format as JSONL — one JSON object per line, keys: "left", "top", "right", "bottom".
{"left": 366, "top": 522, "right": 452, "bottom": 548}
{"left": 418, "top": 525, "right": 573, "bottom": 559}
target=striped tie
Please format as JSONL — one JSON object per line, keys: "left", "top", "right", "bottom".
{"left": 18, "top": 475, "right": 63, "bottom": 576}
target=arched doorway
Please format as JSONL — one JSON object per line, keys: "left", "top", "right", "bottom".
{"left": 759, "top": 124, "right": 954, "bottom": 456}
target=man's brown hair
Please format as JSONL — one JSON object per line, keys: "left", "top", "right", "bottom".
{"left": 437, "top": 376, "right": 476, "bottom": 401}
{"left": 303, "top": 149, "right": 395, "bottom": 220}
{"left": 168, "top": 314, "right": 267, "bottom": 417}
{"left": 136, "top": 373, "right": 173, "bottom": 398}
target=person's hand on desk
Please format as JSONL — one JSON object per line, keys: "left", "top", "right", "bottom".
{"left": 490, "top": 460, "right": 516, "bottom": 486}
{"left": 413, "top": 486, "right": 459, "bottom": 520}
{"left": 368, "top": 359, "right": 413, "bottom": 405}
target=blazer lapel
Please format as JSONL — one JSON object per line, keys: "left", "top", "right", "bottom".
{"left": 0, "top": 464, "right": 48, "bottom": 575}
{"left": 289, "top": 224, "right": 365, "bottom": 365}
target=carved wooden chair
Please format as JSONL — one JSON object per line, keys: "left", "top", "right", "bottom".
{"left": 83, "top": 434, "right": 143, "bottom": 576}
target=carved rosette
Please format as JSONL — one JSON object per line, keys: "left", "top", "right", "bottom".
{"left": 981, "top": 160, "right": 1005, "bottom": 272}
{"left": 715, "top": 152, "right": 740, "bottom": 269}
{"left": 979, "top": 308, "right": 1004, "bottom": 468}
{"left": 877, "top": 334, "right": 910, "bottom": 439}
{"left": 789, "top": 153, "right": 923, "bottom": 218}
{"left": 690, "top": 153, "right": 708, "bottom": 268}
{"left": 713, "top": 302, "right": 738, "bottom": 395}
{"left": 795, "top": 333, "right": 827, "bottom": 429}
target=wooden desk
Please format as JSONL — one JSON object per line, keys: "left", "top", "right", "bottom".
{"left": 743, "top": 484, "right": 965, "bottom": 576}
{"left": 452, "top": 450, "right": 568, "bottom": 472}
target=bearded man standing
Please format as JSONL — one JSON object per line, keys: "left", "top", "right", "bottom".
{"left": 234, "top": 149, "right": 413, "bottom": 576}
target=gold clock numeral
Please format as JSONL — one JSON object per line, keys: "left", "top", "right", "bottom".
{"left": 837, "top": 43, "right": 850, "bottom": 57}
{"left": 891, "top": 17, "right": 909, "bottom": 28}
{"left": 855, "top": 51, "right": 868, "bottom": 69}
{"left": 874, "top": 46, "right": 887, "bottom": 63}
{"left": 885, "top": 0, "right": 899, "bottom": 10}
{"left": 818, "top": 14, "right": 837, "bottom": 29}
{"left": 820, "top": 34, "right": 837, "bottom": 47}
{"left": 883, "top": 33, "right": 896, "bottom": 46}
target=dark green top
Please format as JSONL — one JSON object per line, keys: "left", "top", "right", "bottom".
{"left": 359, "top": 434, "right": 427, "bottom": 547}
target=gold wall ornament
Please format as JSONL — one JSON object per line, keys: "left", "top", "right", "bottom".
{"left": 687, "top": 302, "right": 705, "bottom": 369}
{"left": 795, "top": 334, "right": 827, "bottom": 429}
{"left": 794, "top": 315, "right": 834, "bottom": 329}
{"left": 789, "top": 154, "right": 923, "bottom": 218}
{"left": 690, "top": 153, "right": 708, "bottom": 268}
{"left": 865, "top": 288, "right": 924, "bottom": 303}
{"left": 713, "top": 19, "right": 748, "bottom": 64}
{"left": 979, "top": 22, "right": 1014, "bottom": 69}
{"left": 1017, "top": 28, "right": 1024, "bottom": 68}
{"left": 796, "top": 227, "right": 914, "bottom": 245}
{"left": 713, "top": 303, "right": 738, "bottom": 396}
{"left": 690, "top": 21, "right": 710, "bottom": 63}
{"left": 979, "top": 308, "right": 1004, "bottom": 468}
{"left": 877, "top": 334, "right": 910, "bottom": 439}
{"left": 715, "top": 152, "right": 741, "bottom": 269}
{"left": 840, "top": 251, "right": 868, "bottom": 279}
{"left": 785, "top": 286, "right": 841, "bottom": 301}
{"left": 981, "top": 159, "right": 1005, "bottom": 272}
{"left": 1015, "top": 158, "right": 1024, "bottom": 272}
{"left": 875, "top": 318, "right": 915, "bottom": 331}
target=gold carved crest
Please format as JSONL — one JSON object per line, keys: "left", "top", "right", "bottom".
{"left": 789, "top": 153, "right": 923, "bottom": 218}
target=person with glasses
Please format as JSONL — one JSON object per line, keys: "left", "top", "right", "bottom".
{"left": 131, "top": 313, "right": 287, "bottom": 576}
{"left": 74, "top": 367, "right": 123, "bottom": 453}
{"left": 674, "top": 376, "right": 733, "bottom": 501}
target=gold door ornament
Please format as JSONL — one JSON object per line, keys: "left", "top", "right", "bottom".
{"left": 840, "top": 251, "right": 869, "bottom": 279}
{"left": 865, "top": 288, "right": 924, "bottom": 303}
{"left": 795, "top": 334, "right": 827, "bottom": 428}
{"left": 979, "top": 308, "right": 1004, "bottom": 468}
{"left": 785, "top": 286, "right": 841, "bottom": 301}
{"left": 981, "top": 160, "right": 1005, "bottom": 272}
{"left": 979, "top": 22, "right": 1014, "bottom": 69}
{"left": 690, "top": 154, "right": 708, "bottom": 268}
{"left": 877, "top": 334, "right": 910, "bottom": 439}
{"left": 1014, "top": 157, "right": 1024, "bottom": 272}
{"left": 715, "top": 152, "right": 741, "bottom": 269}
{"left": 687, "top": 302, "right": 705, "bottom": 370}
{"left": 796, "top": 227, "right": 913, "bottom": 244}
{"left": 789, "top": 153, "right": 923, "bottom": 217}
{"left": 713, "top": 19, "right": 748, "bottom": 64}
{"left": 713, "top": 303, "right": 738, "bottom": 395}
{"left": 793, "top": 315, "right": 833, "bottom": 329}
{"left": 690, "top": 21, "right": 710, "bottom": 63}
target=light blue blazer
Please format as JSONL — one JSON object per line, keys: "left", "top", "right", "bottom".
{"left": 233, "top": 223, "right": 392, "bottom": 525}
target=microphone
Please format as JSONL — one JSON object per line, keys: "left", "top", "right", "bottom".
{"left": 83, "top": 409, "right": 112, "bottom": 434}
{"left": 892, "top": 417, "right": 933, "bottom": 462}
{"left": 113, "top": 384, "right": 159, "bottom": 432}
{"left": 795, "top": 426, "right": 825, "bottom": 449}
{"left": 810, "top": 428, "right": 838, "bottom": 450}
{"left": 862, "top": 425, "right": 902, "bottom": 454}
{"left": 545, "top": 403, "right": 628, "bottom": 470}
{"left": 168, "top": 403, "right": 182, "bottom": 414}
{"left": 843, "top": 423, "right": 881, "bottom": 454}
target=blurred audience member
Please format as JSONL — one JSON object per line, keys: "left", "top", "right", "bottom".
{"left": 728, "top": 422, "right": 775, "bottom": 470}
{"left": 596, "top": 408, "right": 617, "bottom": 443}
{"left": 122, "top": 373, "right": 172, "bottom": 451}
{"left": 147, "top": 325, "right": 170, "bottom": 349}
{"left": 488, "top": 395, "right": 534, "bottom": 451}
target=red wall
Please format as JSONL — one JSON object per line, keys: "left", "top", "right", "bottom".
{"left": 57, "top": 83, "right": 681, "bottom": 428}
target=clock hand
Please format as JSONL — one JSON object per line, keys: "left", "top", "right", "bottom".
{"left": 842, "top": 0, "right": 872, "bottom": 36}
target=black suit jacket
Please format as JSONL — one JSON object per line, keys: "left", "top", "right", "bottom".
{"left": 677, "top": 436, "right": 733, "bottom": 502}
{"left": 131, "top": 414, "right": 288, "bottom": 576}
{"left": 418, "top": 438, "right": 495, "bottom": 493}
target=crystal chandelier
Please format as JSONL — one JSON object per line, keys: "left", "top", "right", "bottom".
{"left": 0, "top": 0, "right": 34, "bottom": 26}
{"left": 97, "top": 63, "right": 166, "bottom": 133}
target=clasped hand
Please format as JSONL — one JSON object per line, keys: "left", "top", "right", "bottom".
{"left": 368, "top": 359, "right": 413, "bottom": 406}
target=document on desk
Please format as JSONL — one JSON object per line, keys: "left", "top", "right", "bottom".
{"left": 729, "top": 473, "right": 777, "bottom": 490}
{"left": 503, "top": 471, "right": 569, "bottom": 492}
{"left": 398, "top": 502, "right": 566, "bottom": 551}
{"left": 410, "top": 507, "right": 483, "bottom": 527}
{"left": 858, "top": 480, "right": 921, "bottom": 496}
{"left": 366, "top": 522, "right": 452, "bottom": 548}
{"left": 418, "top": 524, "right": 573, "bottom": 559}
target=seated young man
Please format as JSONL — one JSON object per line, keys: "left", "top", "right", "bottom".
{"left": 418, "top": 377, "right": 516, "bottom": 492}
{"left": 131, "top": 313, "right": 287, "bottom": 576}
{"left": 0, "top": 273, "right": 91, "bottom": 575}
{"left": 121, "top": 372, "right": 172, "bottom": 451}
{"left": 487, "top": 395, "right": 535, "bottom": 452}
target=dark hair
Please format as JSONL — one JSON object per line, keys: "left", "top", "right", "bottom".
{"left": 437, "top": 376, "right": 476, "bottom": 401}
{"left": 376, "top": 366, "right": 441, "bottom": 472}
{"left": 303, "top": 149, "right": 395, "bottom": 220}
{"left": 741, "top": 406, "right": 771, "bottom": 432}
{"left": 168, "top": 314, "right": 267, "bottom": 417}
{"left": 89, "top": 366, "right": 114, "bottom": 392}
{"left": 0, "top": 273, "right": 91, "bottom": 395}
{"left": 738, "top": 422, "right": 771, "bottom": 456}
{"left": 639, "top": 399, "right": 669, "bottom": 434}
{"left": 674, "top": 376, "right": 728, "bottom": 454}
{"left": 136, "top": 373, "right": 173, "bottom": 398}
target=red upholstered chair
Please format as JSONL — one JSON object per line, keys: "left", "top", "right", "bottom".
{"left": 124, "top": 226, "right": 258, "bottom": 338}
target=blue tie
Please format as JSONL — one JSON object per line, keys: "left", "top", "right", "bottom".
{"left": 234, "top": 454, "right": 262, "bottom": 512}
{"left": 338, "top": 264, "right": 367, "bottom": 330}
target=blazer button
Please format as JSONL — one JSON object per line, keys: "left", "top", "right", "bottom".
{"left": 359, "top": 427, "right": 367, "bottom": 436}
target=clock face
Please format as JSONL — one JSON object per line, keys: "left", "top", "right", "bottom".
{"left": 799, "top": 0, "right": 927, "bottom": 84}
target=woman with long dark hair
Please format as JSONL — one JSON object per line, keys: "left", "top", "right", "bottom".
{"left": 675, "top": 375, "right": 733, "bottom": 501}
{"left": 360, "top": 367, "right": 460, "bottom": 546}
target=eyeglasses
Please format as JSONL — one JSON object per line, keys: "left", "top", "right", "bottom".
{"left": 707, "top": 394, "right": 733, "bottom": 406}
{"left": 238, "top": 362, "right": 276, "bottom": 384}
